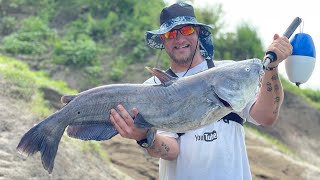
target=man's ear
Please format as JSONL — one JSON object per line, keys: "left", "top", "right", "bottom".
{"left": 160, "top": 34, "right": 165, "bottom": 41}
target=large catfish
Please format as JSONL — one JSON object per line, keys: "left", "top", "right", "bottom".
{"left": 17, "top": 58, "right": 264, "bottom": 173}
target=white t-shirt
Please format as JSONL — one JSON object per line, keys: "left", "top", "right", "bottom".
{"left": 144, "top": 60, "right": 258, "bottom": 180}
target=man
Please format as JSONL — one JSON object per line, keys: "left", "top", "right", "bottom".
{"left": 110, "top": 2, "right": 292, "bottom": 180}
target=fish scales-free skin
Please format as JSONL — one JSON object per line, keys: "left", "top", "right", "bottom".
{"left": 17, "top": 58, "right": 264, "bottom": 173}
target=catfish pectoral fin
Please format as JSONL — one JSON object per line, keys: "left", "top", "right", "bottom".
{"left": 67, "top": 123, "right": 118, "bottom": 141}
{"left": 134, "top": 113, "right": 154, "bottom": 129}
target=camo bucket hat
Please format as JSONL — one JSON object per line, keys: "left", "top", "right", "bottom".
{"left": 145, "top": 2, "right": 214, "bottom": 60}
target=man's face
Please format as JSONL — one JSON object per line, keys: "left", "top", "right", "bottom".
{"left": 161, "top": 25, "right": 200, "bottom": 65}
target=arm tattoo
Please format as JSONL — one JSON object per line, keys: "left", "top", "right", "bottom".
{"left": 266, "top": 82, "right": 272, "bottom": 92}
{"left": 150, "top": 142, "right": 170, "bottom": 158}
{"left": 161, "top": 142, "right": 170, "bottom": 152}
{"left": 266, "top": 74, "right": 280, "bottom": 92}
{"left": 272, "top": 74, "right": 280, "bottom": 92}
{"left": 274, "top": 84, "right": 279, "bottom": 92}
{"left": 271, "top": 74, "right": 279, "bottom": 81}
{"left": 265, "top": 73, "right": 281, "bottom": 114}
{"left": 273, "top": 97, "right": 280, "bottom": 114}
{"left": 160, "top": 142, "right": 170, "bottom": 157}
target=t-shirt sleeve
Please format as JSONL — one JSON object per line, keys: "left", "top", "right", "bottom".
{"left": 157, "top": 130, "right": 179, "bottom": 139}
{"left": 241, "top": 99, "right": 260, "bottom": 125}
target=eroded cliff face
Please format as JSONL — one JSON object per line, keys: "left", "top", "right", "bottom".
{"left": 254, "top": 91, "right": 320, "bottom": 167}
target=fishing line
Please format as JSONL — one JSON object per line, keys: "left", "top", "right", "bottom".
{"left": 181, "top": 36, "right": 199, "bottom": 77}
{"left": 155, "top": 48, "right": 163, "bottom": 68}
{"left": 153, "top": 48, "right": 163, "bottom": 84}
{"left": 300, "top": 19, "right": 304, "bottom": 33}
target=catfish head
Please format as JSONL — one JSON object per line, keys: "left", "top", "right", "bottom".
{"left": 210, "top": 58, "right": 264, "bottom": 112}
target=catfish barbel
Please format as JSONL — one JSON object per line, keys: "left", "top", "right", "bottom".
{"left": 17, "top": 58, "right": 264, "bottom": 173}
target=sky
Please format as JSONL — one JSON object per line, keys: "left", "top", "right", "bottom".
{"left": 164, "top": 0, "right": 319, "bottom": 90}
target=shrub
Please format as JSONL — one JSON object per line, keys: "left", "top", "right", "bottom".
{"left": 0, "top": 16, "right": 17, "bottom": 35}
{"left": 108, "top": 56, "right": 127, "bottom": 81}
{"left": 2, "top": 17, "right": 56, "bottom": 56}
{"left": 53, "top": 36, "right": 99, "bottom": 67}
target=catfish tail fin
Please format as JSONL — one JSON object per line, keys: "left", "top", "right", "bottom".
{"left": 17, "top": 118, "right": 65, "bottom": 174}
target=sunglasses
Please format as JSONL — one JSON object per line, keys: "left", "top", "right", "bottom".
{"left": 163, "top": 25, "right": 196, "bottom": 39}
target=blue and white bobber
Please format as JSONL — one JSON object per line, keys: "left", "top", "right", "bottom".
{"left": 285, "top": 33, "right": 316, "bottom": 86}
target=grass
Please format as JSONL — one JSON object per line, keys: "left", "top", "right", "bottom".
{"left": 81, "top": 141, "right": 111, "bottom": 161}
{"left": 0, "top": 54, "right": 77, "bottom": 117}
{"left": 62, "top": 135, "right": 111, "bottom": 162}
{"left": 281, "top": 76, "right": 320, "bottom": 109}
{"left": 0, "top": 54, "right": 77, "bottom": 94}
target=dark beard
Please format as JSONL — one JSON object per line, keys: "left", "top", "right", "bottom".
{"left": 170, "top": 54, "right": 193, "bottom": 65}
{"left": 169, "top": 46, "right": 196, "bottom": 65}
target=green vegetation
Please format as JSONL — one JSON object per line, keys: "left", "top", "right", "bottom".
{"left": 0, "top": 54, "right": 76, "bottom": 116}
{"left": 0, "top": 0, "right": 166, "bottom": 87}
{"left": 109, "top": 56, "right": 127, "bottom": 81}
{"left": 214, "top": 23, "right": 264, "bottom": 60}
{"left": 282, "top": 77, "right": 320, "bottom": 109}
{"left": 81, "top": 141, "right": 110, "bottom": 161}
{"left": 2, "top": 17, "right": 56, "bottom": 56}
{"left": 53, "top": 36, "right": 100, "bottom": 67}
{"left": 0, "top": 0, "right": 266, "bottom": 88}
{"left": 62, "top": 135, "right": 113, "bottom": 168}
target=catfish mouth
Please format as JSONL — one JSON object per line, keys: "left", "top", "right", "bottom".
{"left": 214, "top": 93, "right": 231, "bottom": 107}
{"left": 218, "top": 97, "right": 231, "bottom": 107}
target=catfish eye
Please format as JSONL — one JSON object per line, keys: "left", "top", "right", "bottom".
{"left": 245, "top": 67, "right": 250, "bottom": 72}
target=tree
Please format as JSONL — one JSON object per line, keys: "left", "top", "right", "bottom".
{"left": 234, "top": 23, "right": 264, "bottom": 60}
{"left": 214, "top": 23, "right": 264, "bottom": 61}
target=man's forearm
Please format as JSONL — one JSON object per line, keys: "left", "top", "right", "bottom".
{"left": 146, "top": 134, "right": 179, "bottom": 161}
{"left": 251, "top": 69, "right": 284, "bottom": 125}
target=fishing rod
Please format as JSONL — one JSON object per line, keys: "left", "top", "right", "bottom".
{"left": 262, "top": 17, "right": 302, "bottom": 68}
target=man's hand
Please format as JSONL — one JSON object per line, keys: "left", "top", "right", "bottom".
{"left": 266, "top": 33, "right": 293, "bottom": 67}
{"left": 110, "top": 104, "right": 148, "bottom": 141}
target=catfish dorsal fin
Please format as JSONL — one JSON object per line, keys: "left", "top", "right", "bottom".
{"left": 145, "top": 67, "right": 176, "bottom": 86}
{"left": 61, "top": 95, "right": 76, "bottom": 104}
